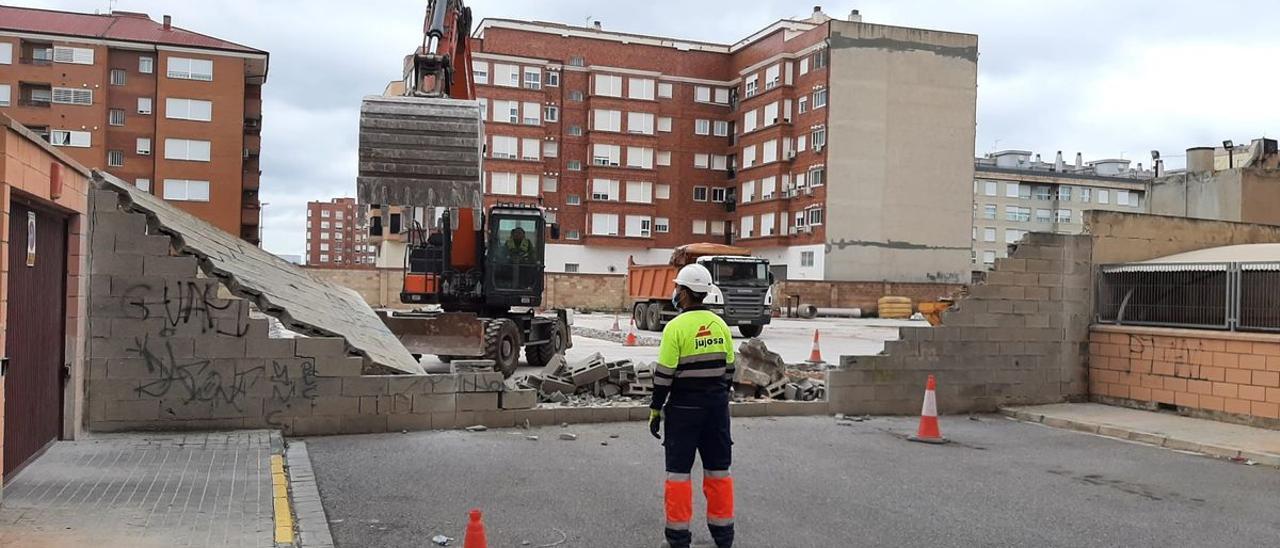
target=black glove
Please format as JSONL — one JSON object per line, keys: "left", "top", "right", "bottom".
{"left": 649, "top": 409, "right": 662, "bottom": 440}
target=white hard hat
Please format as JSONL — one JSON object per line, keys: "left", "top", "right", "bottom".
{"left": 673, "top": 263, "right": 714, "bottom": 293}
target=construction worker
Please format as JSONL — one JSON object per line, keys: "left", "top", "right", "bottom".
{"left": 504, "top": 226, "right": 534, "bottom": 263}
{"left": 649, "top": 263, "right": 736, "bottom": 548}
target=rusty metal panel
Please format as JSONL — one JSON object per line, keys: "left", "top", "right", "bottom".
{"left": 4, "top": 199, "right": 67, "bottom": 479}
{"left": 377, "top": 311, "right": 485, "bottom": 357}
{"left": 357, "top": 95, "right": 484, "bottom": 209}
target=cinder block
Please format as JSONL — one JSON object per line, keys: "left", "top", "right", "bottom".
{"left": 412, "top": 393, "right": 457, "bottom": 414}
{"left": 143, "top": 255, "right": 199, "bottom": 277}
{"left": 386, "top": 413, "right": 434, "bottom": 431}
{"left": 377, "top": 393, "right": 414, "bottom": 414}
{"left": 310, "top": 396, "right": 360, "bottom": 416}
{"left": 296, "top": 337, "right": 346, "bottom": 357}
{"left": 358, "top": 395, "right": 380, "bottom": 415}
{"left": 593, "top": 407, "right": 632, "bottom": 423}
{"left": 426, "top": 374, "right": 458, "bottom": 394}
{"left": 500, "top": 389, "right": 537, "bottom": 410}
{"left": 540, "top": 375, "right": 575, "bottom": 394}
{"left": 247, "top": 336, "right": 298, "bottom": 359}
{"left": 569, "top": 362, "right": 609, "bottom": 387}
{"left": 117, "top": 234, "right": 173, "bottom": 257}
{"left": 387, "top": 375, "right": 433, "bottom": 396}
{"left": 194, "top": 336, "right": 246, "bottom": 359}
{"left": 263, "top": 397, "right": 313, "bottom": 419}
{"left": 456, "top": 392, "right": 499, "bottom": 412}
{"left": 341, "top": 376, "right": 389, "bottom": 396}
{"left": 477, "top": 372, "right": 506, "bottom": 392}
{"left": 104, "top": 399, "right": 159, "bottom": 421}
{"left": 431, "top": 412, "right": 459, "bottom": 430}
{"left": 314, "top": 356, "right": 364, "bottom": 377}
{"left": 511, "top": 408, "right": 560, "bottom": 427}
{"left": 289, "top": 416, "right": 343, "bottom": 436}
{"left": 475, "top": 410, "right": 518, "bottom": 428}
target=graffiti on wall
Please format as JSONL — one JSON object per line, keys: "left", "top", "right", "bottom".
{"left": 122, "top": 281, "right": 249, "bottom": 337}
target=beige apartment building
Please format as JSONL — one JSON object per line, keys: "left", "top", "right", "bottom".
{"left": 972, "top": 150, "right": 1151, "bottom": 272}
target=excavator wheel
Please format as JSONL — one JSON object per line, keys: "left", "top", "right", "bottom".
{"left": 484, "top": 318, "right": 523, "bottom": 378}
{"left": 525, "top": 320, "right": 566, "bottom": 371}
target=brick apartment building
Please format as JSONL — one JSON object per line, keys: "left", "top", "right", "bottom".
{"left": 306, "top": 197, "right": 374, "bottom": 267}
{"left": 0, "top": 6, "right": 269, "bottom": 244}
{"left": 460, "top": 7, "right": 977, "bottom": 282}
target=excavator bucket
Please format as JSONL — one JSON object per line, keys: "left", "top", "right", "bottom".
{"left": 377, "top": 310, "right": 487, "bottom": 358}
{"left": 357, "top": 95, "right": 485, "bottom": 209}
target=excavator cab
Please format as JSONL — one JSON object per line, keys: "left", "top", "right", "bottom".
{"left": 485, "top": 206, "right": 546, "bottom": 307}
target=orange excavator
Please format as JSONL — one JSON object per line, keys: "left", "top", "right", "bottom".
{"left": 360, "top": 0, "right": 569, "bottom": 377}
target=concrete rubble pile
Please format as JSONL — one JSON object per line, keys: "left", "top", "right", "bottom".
{"left": 733, "top": 339, "right": 826, "bottom": 402}
{"left": 515, "top": 353, "right": 656, "bottom": 406}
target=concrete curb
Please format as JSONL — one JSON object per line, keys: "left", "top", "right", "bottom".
{"left": 999, "top": 408, "right": 1280, "bottom": 468}
{"left": 285, "top": 441, "right": 336, "bottom": 548}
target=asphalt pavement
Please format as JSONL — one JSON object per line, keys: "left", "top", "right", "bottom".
{"left": 304, "top": 415, "right": 1280, "bottom": 547}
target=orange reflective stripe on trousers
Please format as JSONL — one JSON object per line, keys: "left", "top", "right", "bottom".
{"left": 704, "top": 470, "right": 734, "bottom": 526}
{"left": 665, "top": 474, "right": 693, "bottom": 530}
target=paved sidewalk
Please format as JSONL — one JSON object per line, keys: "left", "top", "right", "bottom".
{"left": 0, "top": 431, "right": 280, "bottom": 548}
{"left": 1004, "top": 403, "right": 1280, "bottom": 466}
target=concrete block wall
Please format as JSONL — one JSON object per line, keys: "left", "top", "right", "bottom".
{"left": 1089, "top": 325, "right": 1280, "bottom": 429}
{"left": 828, "top": 232, "right": 1094, "bottom": 415}
{"left": 774, "top": 280, "right": 965, "bottom": 313}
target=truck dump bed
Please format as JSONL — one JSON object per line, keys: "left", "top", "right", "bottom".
{"left": 628, "top": 263, "right": 679, "bottom": 301}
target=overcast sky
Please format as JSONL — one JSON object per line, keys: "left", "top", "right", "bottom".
{"left": 13, "top": 0, "right": 1280, "bottom": 256}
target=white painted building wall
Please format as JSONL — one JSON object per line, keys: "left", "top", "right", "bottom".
{"left": 546, "top": 244, "right": 675, "bottom": 274}
{"left": 752, "top": 244, "right": 826, "bottom": 280}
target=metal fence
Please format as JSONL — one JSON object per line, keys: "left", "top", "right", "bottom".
{"left": 1097, "top": 262, "right": 1280, "bottom": 332}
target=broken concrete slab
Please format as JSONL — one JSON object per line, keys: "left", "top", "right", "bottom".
{"left": 569, "top": 362, "right": 609, "bottom": 387}
{"left": 540, "top": 353, "right": 567, "bottom": 378}
{"left": 93, "top": 172, "right": 422, "bottom": 375}
{"left": 540, "top": 376, "right": 575, "bottom": 395}
{"left": 500, "top": 389, "right": 537, "bottom": 410}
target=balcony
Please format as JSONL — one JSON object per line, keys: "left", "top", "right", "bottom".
{"left": 19, "top": 98, "right": 51, "bottom": 108}
{"left": 244, "top": 115, "right": 262, "bottom": 134}
{"left": 243, "top": 168, "right": 261, "bottom": 191}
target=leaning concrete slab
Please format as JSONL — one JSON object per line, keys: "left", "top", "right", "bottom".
{"left": 94, "top": 171, "right": 422, "bottom": 374}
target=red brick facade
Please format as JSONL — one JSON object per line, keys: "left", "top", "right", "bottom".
{"left": 472, "top": 17, "right": 832, "bottom": 251}
{"left": 306, "top": 198, "right": 373, "bottom": 268}
{"left": 0, "top": 7, "right": 268, "bottom": 244}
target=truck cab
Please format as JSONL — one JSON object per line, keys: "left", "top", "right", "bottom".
{"left": 697, "top": 256, "right": 773, "bottom": 337}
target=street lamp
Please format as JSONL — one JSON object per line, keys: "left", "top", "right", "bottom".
{"left": 1150, "top": 150, "right": 1160, "bottom": 177}
{"left": 259, "top": 202, "right": 270, "bottom": 247}
{"left": 1223, "top": 140, "right": 1235, "bottom": 169}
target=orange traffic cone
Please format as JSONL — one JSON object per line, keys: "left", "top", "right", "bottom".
{"left": 463, "top": 508, "right": 488, "bottom": 548}
{"left": 807, "top": 329, "right": 824, "bottom": 363}
{"left": 611, "top": 314, "right": 621, "bottom": 332}
{"left": 908, "top": 375, "right": 948, "bottom": 444}
{"left": 624, "top": 318, "right": 638, "bottom": 346}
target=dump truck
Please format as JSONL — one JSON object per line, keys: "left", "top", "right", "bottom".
{"left": 628, "top": 243, "right": 774, "bottom": 337}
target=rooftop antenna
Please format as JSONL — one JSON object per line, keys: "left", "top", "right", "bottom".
{"left": 107, "top": 0, "right": 117, "bottom": 12}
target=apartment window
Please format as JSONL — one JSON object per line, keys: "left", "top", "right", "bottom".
{"left": 569, "top": 56, "right": 585, "bottom": 67}
{"left": 321, "top": 210, "right": 331, "bottom": 218}
{"left": 563, "top": 263, "right": 580, "bottom": 273}
{"left": 656, "top": 151, "right": 671, "bottom": 166}
{"left": 167, "top": 57, "right": 213, "bottom": 81}
{"left": 626, "top": 215, "right": 652, "bottom": 238}
{"left": 812, "top": 48, "right": 829, "bottom": 70}
{"left": 1006, "top": 206, "right": 1030, "bottom": 222}
{"left": 799, "top": 58, "right": 810, "bottom": 76}
{"left": 544, "top": 141, "right": 559, "bottom": 158}
{"left": 762, "top": 140, "right": 778, "bottom": 164}
{"left": 335, "top": 211, "right": 344, "bottom": 220}
{"left": 658, "top": 82, "right": 673, "bottom": 98}
{"left": 593, "top": 109, "right": 622, "bottom": 132}
{"left": 49, "top": 130, "right": 91, "bottom": 148}
{"left": 626, "top": 147, "right": 654, "bottom": 169}
{"left": 521, "top": 138, "right": 541, "bottom": 160}
{"left": 982, "top": 204, "right": 997, "bottom": 220}
{"left": 566, "top": 194, "right": 582, "bottom": 205}
{"left": 743, "top": 110, "right": 757, "bottom": 133}
{"left": 657, "top": 117, "right": 672, "bottom": 132}
{"left": 110, "top": 69, "right": 126, "bottom": 86}
{"left": 695, "top": 119, "right": 711, "bottom": 135}
{"left": 52, "top": 87, "right": 93, "bottom": 105}
{"left": 807, "top": 207, "right": 824, "bottom": 225}
{"left": 568, "top": 125, "right": 583, "bottom": 136}
{"left": 106, "top": 150, "right": 124, "bottom": 167}
{"left": 1079, "top": 187, "right": 1092, "bottom": 203}
{"left": 655, "top": 184, "right": 671, "bottom": 200}
{"left": 591, "top": 213, "right": 619, "bottom": 236}
{"left": 711, "top": 187, "right": 727, "bottom": 203}
{"left": 713, "top": 121, "right": 729, "bottom": 137}
{"left": 740, "top": 215, "right": 754, "bottom": 238}
{"left": 798, "top": 97, "right": 810, "bottom": 116}
{"left": 592, "top": 144, "right": 621, "bottom": 166}
{"left": 712, "top": 155, "right": 728, "bottom": 171}
{"left": 813, "top": 89, "right": 829, "bottom": 109}
{"left": 745, "top": 75, "right": 759, "bottom": 97}
{"left": 715, "top": 88, "right": 730, "bottom": 104}
{"left": 1035, "top": 209, "right": 1052, "bottom": 223}
{"left": 493, "top": 64, "right": 518, "bottom": 87}
{"left": 569, "top": 90, "right": 584, "bottom": 102}
{"left": 544, "top": 105, "right": 559, "bottom": 122}
{"left": 1058, "top": 186, "right": 1073, "bottom": 201}
{"left": 321, "top": 221, "right": 331, "bottom": 229}
{"left": 1117, "top": 190, "right": 1133, "bottom": 206}
{"left": 165, "top": 98, "right": 213, "bottom": 121}
{"left": 490, "top": 172, "right": 518, "bottom": 195}
{"left": 692, "top": 220, "right": 707, "bottom": 235}
{"left": 542, "top": 177, "right": 558, "bottom": 192}
{"left": 694, "top": 186, "right": 708, "bottom": 202}
{"left": 591, "top": 178, "right": 620, "bottom": 201}
{"left": 742, "top": 146, "right": 756, "bottom": 168}
{"left": 594, "top": 74, "right": 623, "bottom": 97}
{"left": 629, "top": 78, "right": 655, "bottom": 100}
{"left": 797, "top": 135, "right": 807, "bottom": 152}
{"left": 741, "top": 180, "right": 756, "bottom": 203}
{"left": 0, "top": 84, "right": 9, "bottom": 107}
{"left": 761, "top": 176, "right": 777, "bottom": 199}
{"left": 984, "top": 181, "right": 998, "bottom": 196}
{"left": 53, "top": 46, "right": 94, "bottom": 65}
{"left": 1056, "top": 209, "right": 1073, "bottom": 223}
{"left": 522, "top": 102, "right": 541, "bottom": 125}
{"left": 520, "top": 174, "right": 540, "bottom": 197}
{"left": 763, "top": 102, "right": 780, "bottom": 125}
{"left": 765, "top": 64, "right": 781, "bottom": 89}
{"left": 809, "top": 166, "right": 825, "bottom": 187}
{"left": 139, "top": 56, "right": 154, "bottom": 74}
{"left": 694, "top": 86, "right": 712, "bottom": 103}
{"left": 761, "top": 212, "right": 777, "bottom": 236}
{"left": 1005, "top": 229, "right": 1026, "bottom": 244}
{"left": 137, "top": 97, "right": 152, "bottom": 114}
{"left": 319, "top": 254, "right": 330, "bottom": 262}
{"left": 1033, "top": 186, "right": 1053, "bottom": 200}
{"left": 626, "top": 181, "right": 653, "bottom": 203}
{"left": 164, "top": 138, "right": 212, "bottom": 162}
{"left": 811, "top": 127, "right": 827, "bottom": 148}
{"left": 136, "top": 137, "right": 151, "bottom": 155}
{"left": 546, "top": 71, "right": 560, "bottom": 87}
{"left": 491, "top": 136, "right": 517, "bottom": 159}
{"left": 983, "top": 251, "right": 996, "bottom": 265}
{"left": 108, "top": 108, "right": 125, "bottom": 126}
{"left": 320, "top": 243, "right": 330, "bottom": 253}
{"left": 710, "top": 220, "right": 726, "bottom": 235}
{"left": 1098, "top": 190, "right": 1110, "bottom": 204}
{"left": 982, "top": 227, "right": 996, "bottom": 242}
{"left": 694, "top": 154, "right": 710, "bottom": 169}
{"left": 567, "top": 160, "right": 582, "bottom": 171}
{"left": 523, "top": 68, "right": 541, "bottom": 89}
{"left": 162, "top": 179, "right": 210, "bottom": 202}
{"left": 0, "top": 43, "right": 10, "bottom": 64}
{"left": 136, "top": 178, "right": 151, "bottom": 192}
{"left": 627, "top": 112, "right": 655, "bottom": 135}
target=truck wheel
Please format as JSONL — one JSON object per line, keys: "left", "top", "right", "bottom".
{"left": 526, "top": 321, "right": 565, "bottom": 370}
{"left": 633, "top": 303, "right": 651, "bottom": 331}
{"left": 646, "top": 302, "right": 664, "bottom": 331}
{"left": 738, "top": 325, "right": 763, "bottom": 338}
{"left": 484, "top": 319, "right": 523, "bottom": 378}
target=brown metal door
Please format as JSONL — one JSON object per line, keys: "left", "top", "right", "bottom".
{"left": 4, "top": 198, "right": 67, "bottom": 479}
